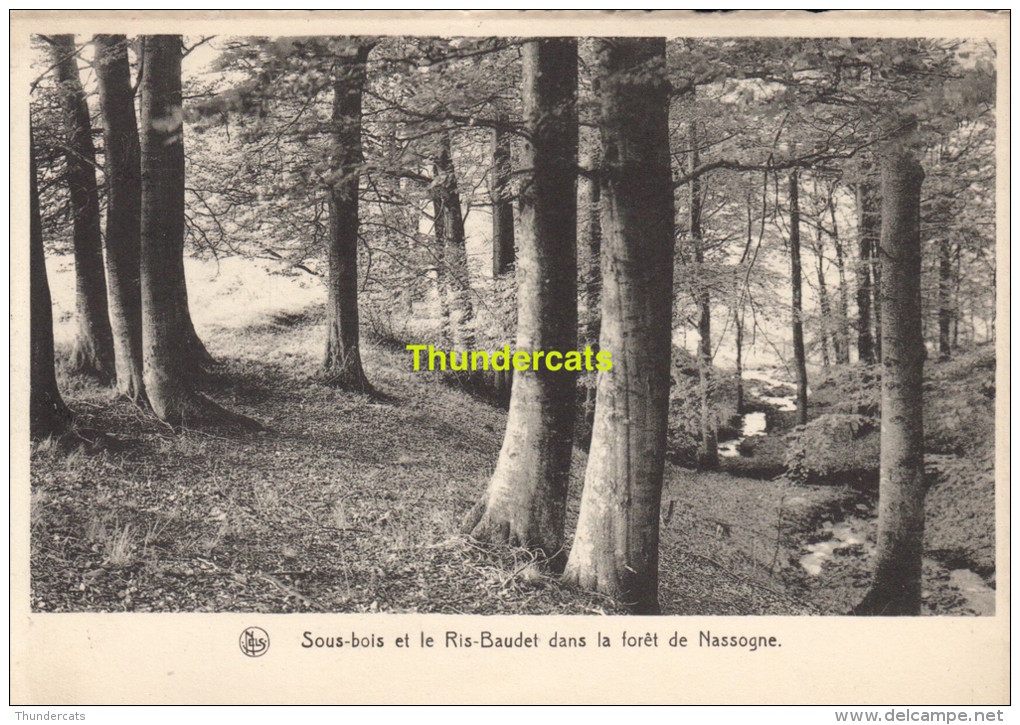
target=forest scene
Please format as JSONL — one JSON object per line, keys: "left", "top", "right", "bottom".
{"left": 26, "top": 31, "right": 998, "bottom": 617}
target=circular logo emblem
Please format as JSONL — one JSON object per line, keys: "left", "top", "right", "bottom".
{"left": 239, "top": 627, "right": 270, "bottom": 657}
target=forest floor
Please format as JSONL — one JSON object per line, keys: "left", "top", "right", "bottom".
{"left": 29, "top": 257, "right": 997, "bottom": 615}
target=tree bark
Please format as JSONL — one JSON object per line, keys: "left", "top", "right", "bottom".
{"left": 94, "top": 34, "right": 146, "bottom": 403}
{"left": 855, "top": 182, "right": 878, "bottom": 364}
{"left": 49, "top": 34, "right": 116, "bottom": 383}
{"left": 814, "top": 222, "right": 834, "bottom": 367}
{"left": 829, "top": 194, "right": 852, "bottom": 364}
{"left": 463, "top": 39, "right": 578, "bottom": 560}
{"left": 490, "top": 114, "right": 515, "bottom": 278}
{"left": 430, "top": 183, "right": 452, "bottom": 346}
{"left": 139, "top": 35, "right": 197, "bottom": 424}
{"left": 31, "top": 127, "right": 72, "bottom": 438}
{"left": 689, "top": 117, "right": 718, "bottom": 468}
{"left": 734, "top": 309, "right": 744, "bottom": 416}
{"left": 322, "top": 44, "right": 372, "bottom": 392}
{"left": 951, "top": 242, "right": 961, "bottom": 350}
{"left": 854, "top": 140, "right": 926, "bottom": 616}
{"left": 433, "top": 132, "right": 475, "bottom": 349}
{"left": 872, "top": 222, "right": 883, "bottom": 363}
{"left": 563, "top": 38, "right": 674, "bottom": 614}
{"left": 938, "top": 237, "right": 953, "bottom": 360}
{"left": 579, "top": 130, "right": 602, "bottom": 436}
{"left": 789, "top": 171, "right": 808, "bottom": 426}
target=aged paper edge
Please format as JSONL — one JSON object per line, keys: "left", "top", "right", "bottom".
{"left": 8, "top": 9, "right": 1010, "bottom": 705}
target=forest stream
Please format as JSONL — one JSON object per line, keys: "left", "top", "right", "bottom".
{"left": 716, "top": 370, "right": 995, "bottom": 615}
{"left": 717, "top": 368, "right": 796, "bottom": 458}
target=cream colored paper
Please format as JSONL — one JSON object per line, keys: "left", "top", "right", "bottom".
{"left": 10, "top": 10, "right": 1010, "bottom": 705}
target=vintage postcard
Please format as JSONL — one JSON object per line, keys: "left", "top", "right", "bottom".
{"left": 10, "top": 10, "right": 1009, "bottom": 705}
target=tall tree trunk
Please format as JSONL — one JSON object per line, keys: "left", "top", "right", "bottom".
{"left": 689, "top": 117, "right": 718, "bottom": 468}
{"left": 734, "top": 309, "right": 744, "bottom": 416}
{"left": 179, "top": 283, "right": 214, "bottom": 368}
{"left": 854, "top": 139, "right": 926, "bottom": 616}
{"left": 140, "top": 35, "right": 192, "bottom": 423}
{"left": 829, "top": 192, "right": 852, "bottom": 364}
{"left": 789, "top": 171, "right": 808, "bottom": 426}
{"left": 872, "top": 229, "right": 883, "bottom": 363}
{"left": 322, "top": 44, "right": 372, "bottom": 392}
{"left": 49, "top": 34, "right": 115, "bottom": 383}
{"left": 563, "top": 38, "right": 674, "bottom": 614}
{"left": 938, "top": 237, "right": 953, "bottom": 360}
{"left": 579, "top": 130, "right": 602, "bottom": 438}
{"left": 489, "top": 114, "right": 516, "bottom": 403}
{"left": 951, "top": 242, "right": 961, "bottom": 350}
{"left": 94, "top": 34, "right": 146, "bottom": 403}
{"left": 814, "top": 223, "right": 834, "bottom": 367}
{"left": 855, "top": 182, "right": 878, "bottom": 364}
{"left": 430, "top": 183, "right": 452, "bottom": 346}
{"left": 463, "top": 39, "right": 578, "bottom": 559}
{"left": 433, "top": 132, "right": 475, "bottom": 349}
{"left": 31, "top": 127, "right": 72, "bottom": 438}
{"left": 490, "top": 114, "right": 515, "bottom": 278}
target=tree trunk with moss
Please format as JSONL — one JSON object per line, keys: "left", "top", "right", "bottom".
{"left": 854, "top": 138, "right": 926, "bottom": 616}
{"left": 49, "top": 34, "right": 115, "bottom": 383}
{"left": 563, "top": 38, "right": 674, "bottom": 614}
{"left": 463, "top": 39, "right": 578, "bottom": 560}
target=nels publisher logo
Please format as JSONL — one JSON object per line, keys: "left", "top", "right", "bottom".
{"left": 240, "top": 626, "right": 270, "bottom": 657}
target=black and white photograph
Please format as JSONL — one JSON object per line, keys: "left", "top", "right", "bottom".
{"left": 11, "top": 9, "right": 1009, "bottom": 706}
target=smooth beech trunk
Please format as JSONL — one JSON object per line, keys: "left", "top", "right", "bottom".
{"left": 323, "top": 44, "right": 371, "bottom": 391}
{"left": 94, "top": 34, "right": 145, "bottom": 402}
{"left": 854, "top": 141, "right": 926, "bottom": 616}
{"left": 140, "top": 35, "right": 193, "bottom": 423}
{"left": 856, "top": 182, "right": 878, "bottom": 364}
{"left": 789, "top": 171, "right": 808, "bottom": 426}
{"left": 563, "top": 38, "right": 674, "bottom": 614}
{"left": 490, "top": 114, "right": 515, "bottom": 278}
{"left": 579, "top": 132, "right": 602, "bottom": 435}
{"left": 50, "top": 34, "right": 116, "bottom": 382}
{"left": 31, "top": 129, "right": 71, "bottom": 438}
{"left": 464, "top": 39, "right": 578, "bottom": 559}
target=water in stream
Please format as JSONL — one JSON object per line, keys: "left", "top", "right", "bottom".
{"left": 722, "top": 370, "right": 993, "bottom": 615}
{"left": 718, "top": 369, "right": 795, "bottom": 457}
{"left": 799, "top": 520, "right": 868, "bottom": 575}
